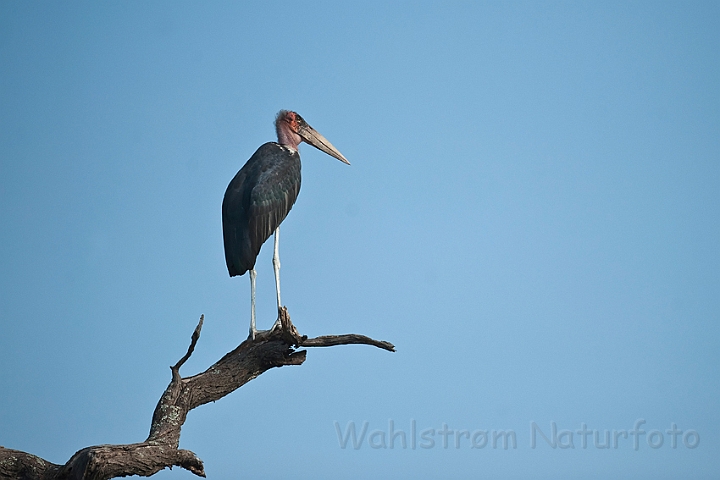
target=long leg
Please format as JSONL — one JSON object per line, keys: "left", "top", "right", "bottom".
{"left": 249, "top": 268, "right": 257, "bottom": 339}
{"left": 273, "top": 226, "right": 282, "bottom": 309}
{"left": 272, "top": 227, "right": 282, "bottom": 329}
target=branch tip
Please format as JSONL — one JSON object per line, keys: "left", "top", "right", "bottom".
{"left": 173, "top": 314, "right": 204, "bottom": 371}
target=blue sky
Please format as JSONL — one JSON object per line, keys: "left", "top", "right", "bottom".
{"left": 1, "top": 2, "right": 718, "bottom": 478}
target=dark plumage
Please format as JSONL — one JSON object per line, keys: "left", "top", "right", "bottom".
{"left": 222, "top": 142, "right": 301, "bottom": 276}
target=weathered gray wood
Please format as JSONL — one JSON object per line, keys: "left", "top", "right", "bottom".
{"left": 0, "top": 308, "right": 394, "bottom": 480}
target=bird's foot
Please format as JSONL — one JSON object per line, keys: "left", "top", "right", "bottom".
{"left": 248, "top": 326, "right": 280, "bottom": 340}
{"left": 270, "top": 318, "right": 282, "bottom": 332}
{"left": 269, "top": 306, "right": 286, "bottom": 333}
{"left": 246, "top": 308, "right": 286, "bottom": 341}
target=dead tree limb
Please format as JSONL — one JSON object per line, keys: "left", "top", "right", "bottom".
{"left": 0, "top": 308, "right": 394, "bottom": 480}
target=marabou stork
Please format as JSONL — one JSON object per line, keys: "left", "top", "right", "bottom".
{"left": 222, "top": 110, "right": 349, "bottom": 339}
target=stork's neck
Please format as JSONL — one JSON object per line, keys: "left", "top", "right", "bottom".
{"left": 276, "top": 122, "right": 301, "bottom": 150}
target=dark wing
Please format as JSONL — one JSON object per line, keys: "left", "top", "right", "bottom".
{"left": 222, "top": 143, "right": 301, "bottom": 276}
{"left": 222, "top": 164, "right": 252, "bottom": 276}
{"left": 246, "top": 154, "right": 301, "bottom": 259}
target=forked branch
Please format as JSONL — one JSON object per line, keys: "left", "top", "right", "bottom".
{"left": 0, "top": 308, "right": 394, "bottom": 480}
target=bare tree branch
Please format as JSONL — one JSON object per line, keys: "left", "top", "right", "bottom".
{"left": 302, "top": 334, "right": 395, "bottom": 351}
{"left": 0, "top": 308, "right": 393, "bottom": 480}
{"left": 173, "top": 314, "right": 204, "bottom": 371}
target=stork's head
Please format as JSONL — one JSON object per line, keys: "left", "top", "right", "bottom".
{"left": 275, "top": 110, "right": 350, "bottom": 164}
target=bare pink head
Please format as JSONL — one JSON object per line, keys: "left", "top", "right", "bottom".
{"left": 275, "top": 110, "right": 303, "bottom": 150}
{"left": 274, "top": 110, "right": 350, "bottom": 164}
